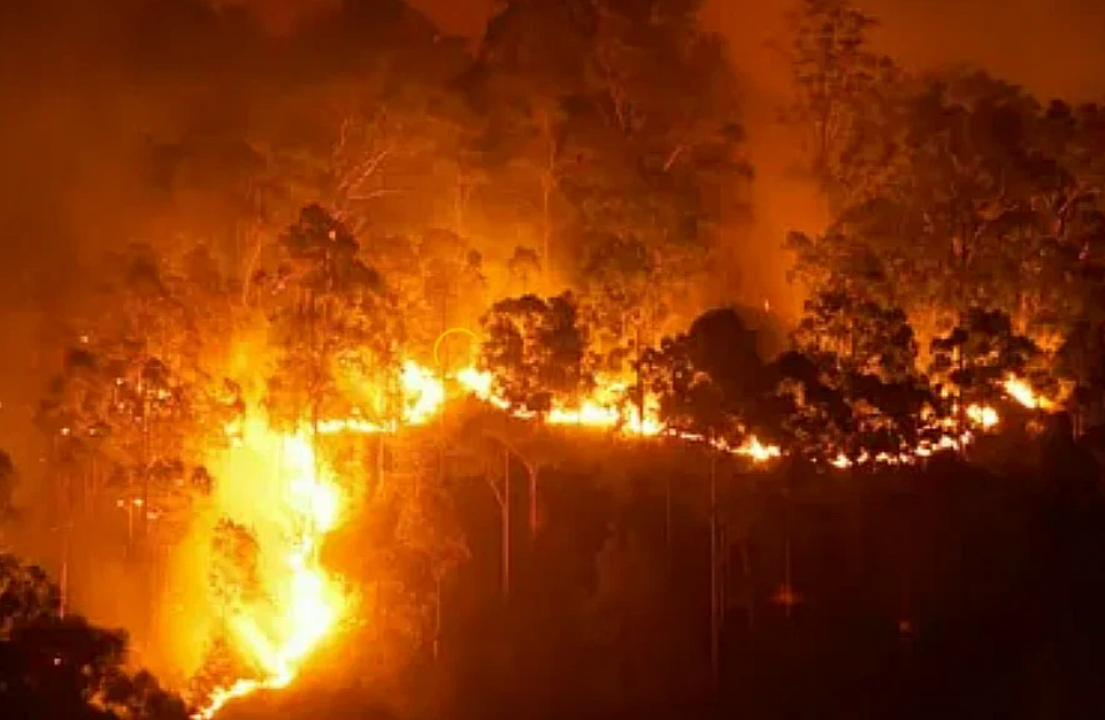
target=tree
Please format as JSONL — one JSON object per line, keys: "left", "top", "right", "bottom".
{"left": 930, "top": 307, "right": 1052, "bottom": 406}
{"left": 265, "top": 204, "right": 391, "bottom": 428}
{"left": 794, "top": 289, "right": 918, "bottom": 382}
{"left": 785, "top": 0, "right": 901, "bottom": 204}
{"left": 645, "top": 308, "right": 765, "bottom": 441}
{"left": 579, "top": 236, "right": 666, "bottom": 372}
{"left": 508, "top": 246, "right": 542, "bottom": 295}
{"left": 479, "top": 292, "right": 594, "bottom": 414}
{"left": 762, "top": 350, "right": 854, "bottom": 460}
{"left": 785, "top": 67, "right": 1105, "bottom": 366}
{"left": 788, "top": 290, "right": 939, "bottom": 460}
{"left": 0, "top": 554, "right": 188, "bottom": 720}
{"left": 0, "top": 451, "right": 13, "bottom": 520}
{"left": 472, "top": 0, "right": 749, "bottom": 298}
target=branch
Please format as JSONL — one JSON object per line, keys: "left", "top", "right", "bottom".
{"left": 663, "top": 143, "right": 689, "bottom": 173}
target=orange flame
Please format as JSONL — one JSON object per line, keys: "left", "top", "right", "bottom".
{"left": 1002, "top": 375, "right": 1055, "bottom": 410}
{"left": 453, "top": 367, "right": 778, "bottom": 461}
{"left": 194, "top": 418, "right": 348, "bottom": 719}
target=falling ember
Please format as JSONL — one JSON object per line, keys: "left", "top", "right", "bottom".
{"left": 191, "top": 417, "right": 348, "bottom": 719}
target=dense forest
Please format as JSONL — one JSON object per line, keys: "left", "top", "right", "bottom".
{"left": 4, "top": 1, "right": 1105, "bottom": 719}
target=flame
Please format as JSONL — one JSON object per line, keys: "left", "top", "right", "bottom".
{"left": 731, "top": 435, "right": 783, "bottom": 462}
{"left": 194, "top": 418, "right": 348, "bottom": 719}
{"left": 966, "top": 403, "right": 1000, "bottom": 430}
{"left": 305, "top": 361, "right": 1049, "bottom": 485}
{"left": 453, "top": 366, "right": 776, "bottom": 461}
{"left": 399, "top": 360, "right": 446, "bottom": 425}
{"left": 1002, "top": 375, "right": 1055, "bottom": 410}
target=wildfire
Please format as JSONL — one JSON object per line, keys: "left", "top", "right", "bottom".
{"left": 966, "top": 403, "right": 1000, "bottom": 430}
{"left": 194, "top": 418, "right": 348, "bottom": 719}
{"left": 452, "top": 367, "right": 777, "bottom": 461}
{"left": 399, "top": 360, "right": 446, "bottom": 425}
{"left": 1003, "top": 375, "right": 1055, "bottom": 410}
{"left": 186, "top": 358, "right": 1055, "bottom": 718}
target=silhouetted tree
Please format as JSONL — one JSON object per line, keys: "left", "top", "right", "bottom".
{"left": 480, "top": 293, "right": 594, "bottom": 414}
{"left": 0, "top": 555, "right": 188, "bottom": 720}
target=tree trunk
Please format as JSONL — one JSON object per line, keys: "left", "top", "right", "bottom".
{"left": 635, "top": 324, "right": 645, "bottom": 431}
{"left": 741, "top": 540, "right": 754, "bottom": 630}
{"left": 528, "top": 466, "right": 538, "bottom": 539}
{"left": 141, "top": 395, "right": 151, "bottom": 544}
{"left": 665, "top": 474, "right": 673, "bottom": 579}
{"left": 541, "top": 180, "right": 552, "bottom": 291}
{"left": 502, "top": 448, "right": 511, "bottom": 598}
{"left": 433, "top": 574, "right": 442, "bottom": 663}
{"left": 709, "top": 453, "right": 719, "bottom": 692}
{"left": 60, "top": 470, "right": 70, "bottom": 619}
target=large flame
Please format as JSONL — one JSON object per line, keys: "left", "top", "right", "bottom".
{"left": 194, "top": 417, "right": 348, "bottom": 719}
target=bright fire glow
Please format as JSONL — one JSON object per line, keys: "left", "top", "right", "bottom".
{"left": 194, "top": 418, "right": 348, "bottom": 719}
{"left": 453, "top": 367, "right": 777, "bottom": 461}
{"left": 399, "top": 360, "right": 446, "bottom": 425}
{"left": 966, "top": 403, "right": 1000, "bottom": 430}
{"left": 1003, "top": 375, "right": 1054, "bottom": 410}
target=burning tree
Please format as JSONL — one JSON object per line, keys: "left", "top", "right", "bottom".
{"left": 479, "top": 292, "right": 595, "bottom": 415}
{"left": 930, "top": 308, "right": 1055, "bottom": 407}
{"left": 265, "top": 204, "right": 393, "bottom": 429}
{"left": 788, "top": 290, "right": 940, "bottom": 460}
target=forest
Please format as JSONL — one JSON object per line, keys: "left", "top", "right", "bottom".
{"left": 3, "top": 0, "right": 1105, "bottom": 718}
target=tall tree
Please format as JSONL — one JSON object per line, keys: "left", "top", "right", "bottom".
{"left": 479, "top": 292, "right": 594, "bottom": 414}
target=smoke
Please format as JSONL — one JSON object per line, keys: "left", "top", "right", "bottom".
{"left": 2, "top": 0, "right": 1100, "bottom": 428}
{"left": 210, "top": 0, "right": 339, "bottom": 33}
{"left": 414, "top": 0, "right": 1105, "bottom": 316}
{"left": 702, "top": 0, "right": 1105, "bottom": 318}
{"left": 866, "top": 0, "right": 1105, "bottom": 102}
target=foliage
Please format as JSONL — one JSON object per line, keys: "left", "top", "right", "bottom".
{"left": 266, "top": 204, "right": 392, "bottom": 426}
{"left": 0, "top": 554, "right": 188, "bottom": 720}
{"left": 645, "top": 308, "right": 765, "bottom": 439}
{"left": 480, "top": 293, "right": 594, "bottom": 414}
{"left": 785, "top": 0, "right": 903, "bottom": 205}
{"left": 930, "top": 307, "right": 1051, "bottom": 404}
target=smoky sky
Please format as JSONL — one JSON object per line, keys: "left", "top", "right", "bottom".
{"left": 3, "top": 0, "right": 1105, "bottom": 454}
{"left": 202, "top": 0, "right": 1105, "bottom": 110}
{"left": 412, "top": 0, "right": 1105, "bottom": 102}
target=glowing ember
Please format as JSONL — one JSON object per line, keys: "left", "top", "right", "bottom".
{"left": 194, "top": 418, "right": 348, "bottom": 719}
